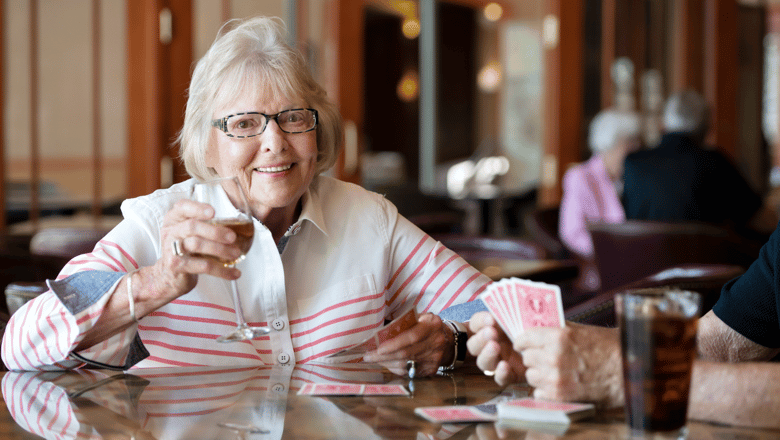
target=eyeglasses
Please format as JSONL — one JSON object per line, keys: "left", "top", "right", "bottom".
{"left": 211, "top": 108, "right": 318, "bottom": 138}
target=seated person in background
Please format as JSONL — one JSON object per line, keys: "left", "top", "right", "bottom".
{"left": 1, "top": 16, "right": 490, "bottom": 375}
{"left": 467, "top": 220, "right": 780, "bottom": 429}
{"left": 559, "top": 109, "right": 642, "bottom": 290}
{"left": 622, "top": 89, "right": 777, "bottom": 237}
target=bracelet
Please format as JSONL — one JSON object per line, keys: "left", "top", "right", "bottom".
{"left": 438, "top": 320, "right": 468, "bottom": 372}
{"left": 126, "top": 268, "right": 141, "bottom": 323}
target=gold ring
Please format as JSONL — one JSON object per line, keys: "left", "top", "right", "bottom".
{"left": 172, "top": 239, "right": 185, "bottom": 257}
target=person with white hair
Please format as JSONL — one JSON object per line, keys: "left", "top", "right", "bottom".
{"left": 2, "top": 16, "right": 489, "bottom": 375}
{"left": 622, "top": 90, "right": 775, "bottom": 235}
{"left": 559, "top": 109, "right": 643, "bottom": 261}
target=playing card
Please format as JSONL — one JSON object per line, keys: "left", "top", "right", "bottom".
{"left": 480, "top": 278, "right": 565, "bottom": 343}
{"left": 297, "top": 383, "right": 410, "bottom": 396}
{"left": 362, "top": 384, "right": 410, "bottom": 396}
{"left": 414, "top": 405, "right": 497, "bottom": 423}
{"left": 496, "top": 398, "right": 595, "bottom": 424}
{"left": 328, "top": 308, "right": 418, "bottom": 357}
{"left": 513, "top": 279, "right": 565, "bottom": 331}
{"left": 480, "top": 289, "right": 516, "bottom": 341}
{"left": 298, "top": 383, "right": 364, "bottom": 396}
{"left": 376, "top": 308, "right": 418, "bottom": 344}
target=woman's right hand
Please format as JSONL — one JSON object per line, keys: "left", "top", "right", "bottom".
{"left": 153, "top": 198, "right": 243, "bottom": 302}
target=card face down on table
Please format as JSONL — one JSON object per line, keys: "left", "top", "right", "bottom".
{"left": 297, "top": 383, "right": 410, "bottom": 396}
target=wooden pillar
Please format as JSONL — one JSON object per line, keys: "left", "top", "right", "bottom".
{"left": 671, "top": 0, "right": 704, "bottom": 93}
{"left": 330, "top": 0, "right": 363, "bottom": 184}
{"left": 29, "top": 0, "right": 40, "bottom": 227}
{"left": 703, "top": 0, "right": 738, "bottom": 158}
{"left": 127, "top": 1, "right": 192, "bottom": 197}
{"left": 91, "top": 0, "right": 103, "bottom": 219}
{"left": 602, "top": 0, "right": 646, "bottom": 111}
{"left": 770, "top": 4, "right": 780, "bottom": 172}
{"left": 0, "top": 0, "right": 6, "bottom": 231}
{"left": 601, "top": 0, "right": 617, "bottom": 109}
{"left": 540, "top": 0, "right": 585, "bottom": 206}
{"left": 127, "top": 1, "right": 163, "bottom": 197}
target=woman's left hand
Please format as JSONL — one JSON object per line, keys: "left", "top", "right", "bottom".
{"left": 363, "top": 313, "right": 455, "bottom": 377}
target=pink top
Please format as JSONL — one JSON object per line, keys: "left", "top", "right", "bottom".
{"left": 559, "top": 155, "right": 626, "bottom": 258}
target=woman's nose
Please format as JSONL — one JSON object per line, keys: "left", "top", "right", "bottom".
{"left": 260, "top": 120, "right": 287, "bottom": 153}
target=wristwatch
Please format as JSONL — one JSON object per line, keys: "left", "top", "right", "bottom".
{"left": 439, "top": 320, "right": 468, "bottom": 372}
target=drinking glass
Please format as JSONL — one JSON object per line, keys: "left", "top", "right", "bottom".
{"left": 616, "top": 288, "right": 701, "bottom": 440}
{"left": 192, "top": 176, "right": 270, "bottom": 342}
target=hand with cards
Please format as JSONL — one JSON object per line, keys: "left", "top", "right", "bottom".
{"left": 480, "top": 278, "right": 565, "bottom": 343}
{"left": 328, "top": 308, "right": 419, "bottom": 358}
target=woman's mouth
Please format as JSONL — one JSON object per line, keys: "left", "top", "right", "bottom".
{"left": 255, "top": 163, "right": 293, "bottom": 173}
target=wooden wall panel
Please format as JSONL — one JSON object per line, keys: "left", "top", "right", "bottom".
{"left": 127, "top": 0, "right": 192, "bottom": 197}
{"left": 704, "top": 0, "right": 739, "bottom": 158}
{"left": 540, "top": 0, "right": 585, "bottom": 206}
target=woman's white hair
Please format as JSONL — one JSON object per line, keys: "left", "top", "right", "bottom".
{"left": 588, "top": 109, "right": 642, "bottom": 154}
{"left": 177, "top": 16, "right": 343, "bottom": 181}
{"left": 663, "top": 89, "right": 709, "bottom": 137}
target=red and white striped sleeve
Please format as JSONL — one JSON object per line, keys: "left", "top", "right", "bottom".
{"left": 383, "top": 213, "right": 492, "bottom": 319}
{"left": 2, "top": 219, "right": 154, "bottom": 371}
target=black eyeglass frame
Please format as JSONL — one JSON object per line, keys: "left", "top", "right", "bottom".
{"left": 211, "top": 108, "right": 318, "bottom": 138}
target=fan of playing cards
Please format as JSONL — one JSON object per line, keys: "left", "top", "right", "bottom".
{"left": 480, "top": 278, "right": 566, "bottom": 342}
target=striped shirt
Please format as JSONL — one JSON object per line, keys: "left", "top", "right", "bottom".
{"left": 2, "top": 176, "right": 491, "bottom": 371}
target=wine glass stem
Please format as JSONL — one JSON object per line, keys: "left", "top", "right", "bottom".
{"left": 229, "top": 273, "right": 248, "bottom": 328}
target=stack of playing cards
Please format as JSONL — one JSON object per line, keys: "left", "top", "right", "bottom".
{"left": 480, "top": 278, "right": 565, "bottom": 342}
{"left": 496, "top": 398, "right": 595, "bottom": 425}
{"left": 414, "top": 403, "right": 497, "bottom": 424}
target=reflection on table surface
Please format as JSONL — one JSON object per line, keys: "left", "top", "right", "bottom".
{"left": 1, "top": 364, "right": 779, "bottom": 439}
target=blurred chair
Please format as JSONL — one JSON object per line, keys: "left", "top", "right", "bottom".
{"left": 29, "top": 227, "right": 108, "bottom": 258}
{"left": 523, "top": 206, "right": 569, "bottom": 259}
{"left": 564, "top": 263, "right": 745, "bottom": 327}
{"left": 588, "top": 220, "right": 758, "bottom": 294}
{"left": 431, "top": 233, "right": 581, "bottom": 288}
{"left": 432, "top": 234, "right": 547, "bottom": 261}
{"left": 3, "top": 226, "right": 109, "bottom": 320}
{"left": 407, "top": 211, "right": 465, "bottom": 235}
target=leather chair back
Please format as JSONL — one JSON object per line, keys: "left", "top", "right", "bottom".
{"left": 523, "top": 206, "right": 569, "bottom": 259}
{"left": 588, "top": 220, "right": 756, "bottom": 293}
{"left": 565, "top": 263, "right": 745, "bottom": 327}
{"left": 432, "top": 234, "right": 548, "bottom": 261}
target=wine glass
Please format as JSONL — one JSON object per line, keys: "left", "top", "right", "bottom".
{"left": 191, "top": 176, "right": 271, "bottom": 342}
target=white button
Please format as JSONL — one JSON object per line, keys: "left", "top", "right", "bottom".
{"left": 277, "top": 352, "right": 291, "bottom": 364}
{"left": 272, "top": 319, "right": 285, "bottom": 331}
{"left": 272, "top": 383, "right": 285, "bottom": 393}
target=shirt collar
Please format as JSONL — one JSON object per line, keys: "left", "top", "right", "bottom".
{"left": 293, "top": 176, "right": 329, "bottom": 237}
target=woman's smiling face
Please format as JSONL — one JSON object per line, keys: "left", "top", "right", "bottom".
{"left": 205, "top": 87, "right": 318, "bottom": 223}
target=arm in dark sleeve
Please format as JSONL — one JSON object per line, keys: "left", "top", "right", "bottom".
{"left": 712, "top": 224, "right": 780, "bottom": 348}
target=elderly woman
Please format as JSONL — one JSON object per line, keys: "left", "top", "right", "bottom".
{"left": 559, "top": 109, "right": 642, "bottom": 259}
{"left": 558, "top": 109, "right": 642, "bottom": 291}
{"left": 2, "top": 16, "right": 490, "bottom": 375}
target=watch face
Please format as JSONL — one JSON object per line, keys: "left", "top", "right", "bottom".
{"left": 456, "top": 331, "right": 468, "bottom": 361}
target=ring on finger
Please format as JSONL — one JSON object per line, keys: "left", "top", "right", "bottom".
{"left": 172, "top": 239, "right": 185, "bottom": 257}
{"left": 406, "top": 360, "right": 417, "bottom": 379}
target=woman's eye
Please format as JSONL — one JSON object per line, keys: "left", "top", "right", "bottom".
{"left": 286, "top": 112, "right": 303, "bottom": 122}
{"left": 233, "top": 118, "right": 258, "bottom": 130}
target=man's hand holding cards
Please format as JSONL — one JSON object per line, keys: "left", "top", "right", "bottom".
{"left": 479, "top": 278, "right": 565, "bottom": 343}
